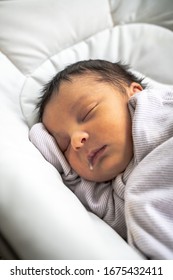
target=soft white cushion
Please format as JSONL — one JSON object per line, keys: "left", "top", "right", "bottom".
{"left": 110, "top": 0, "right": 173, "bottom": 31}
{"left": 0, "top": 0, "right": 112, "bottom": 75}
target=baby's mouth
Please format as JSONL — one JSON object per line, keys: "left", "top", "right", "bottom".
{"left": 87, "top": 145, "right": 107, "bottom": 171}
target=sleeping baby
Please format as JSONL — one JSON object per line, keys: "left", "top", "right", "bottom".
{"left": 29, "top": 59, "right": 173, "bottom": 260}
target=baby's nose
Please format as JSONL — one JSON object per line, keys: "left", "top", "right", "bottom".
{"left": 71, "top": 131, "right": 89, "bottom": 151}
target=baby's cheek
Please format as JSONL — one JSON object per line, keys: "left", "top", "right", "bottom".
{"left": 65, "top": 150, "right": 79, "bottom": 170}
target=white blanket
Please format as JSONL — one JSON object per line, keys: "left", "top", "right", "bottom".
{"left": 30, "top": 86, "right": 173, "bottom": 259}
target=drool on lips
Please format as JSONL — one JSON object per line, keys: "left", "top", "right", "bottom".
{"left": 87, "top": 145, "right": 106, "bottom": 171}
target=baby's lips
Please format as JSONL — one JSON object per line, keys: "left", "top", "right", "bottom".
{"left": 87, "top": 145, "right": 106, "bottom": 170}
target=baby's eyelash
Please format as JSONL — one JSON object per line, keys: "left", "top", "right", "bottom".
{"left": 82, "top": 104, "right": 97, "bottom": 121}
{"left": 83, "top": 108, "right": 93, "bottom": 121}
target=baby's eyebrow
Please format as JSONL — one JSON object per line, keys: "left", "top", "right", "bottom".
{"left": 70, "top": 95, "right": 88, "bottom": 113}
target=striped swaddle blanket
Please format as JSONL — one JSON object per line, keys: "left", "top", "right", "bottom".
{"left": 30, "top": 87, "right": 173, "bottom": 259}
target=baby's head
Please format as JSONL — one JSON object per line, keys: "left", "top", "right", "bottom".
{"left": 37, "top": 60, "right": 145, "bottom": 182}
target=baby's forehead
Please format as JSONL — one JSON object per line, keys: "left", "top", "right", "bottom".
{"left": 57, "top": 74, "right": 108, "bottom": 104}
{"left": 59, "top": 73, "right": 101, "bottom": 92}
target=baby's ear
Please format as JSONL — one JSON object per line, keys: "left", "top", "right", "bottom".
{"left": 128, "top": 82, "right": 143, "bottom": 97}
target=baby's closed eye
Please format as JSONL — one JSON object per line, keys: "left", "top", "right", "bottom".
{"left": 80, "top": 102, "right": 98, "bottom": 122}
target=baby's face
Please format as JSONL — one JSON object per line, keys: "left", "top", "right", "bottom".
{"left": 43, "top": 75, "right": 136, "bottom": 182}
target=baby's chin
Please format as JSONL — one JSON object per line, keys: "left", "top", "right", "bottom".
{"left": 80, "top": 170, "right": 117, "bottom": 183}
{"left": 72, "top": 155, "right": 131, "bottom": 182}
{"left": 78, "top": 160, "right": 129, "bottom": 182}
